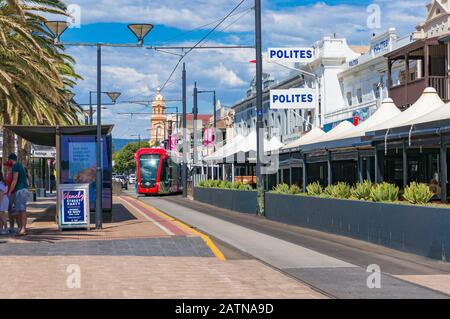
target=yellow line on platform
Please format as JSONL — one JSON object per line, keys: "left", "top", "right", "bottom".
{"left": 121, "top": 195, "right": 226, "bottom": 261}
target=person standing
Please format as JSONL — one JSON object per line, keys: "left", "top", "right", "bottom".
{"left": 7, "top": 153, "right": 29, "bottom": 236}
{"left": 3, "top": 159, "right": 18, "bottom": 232}
{"left": 0, "top": 172, "right": 9, "bottom": 235}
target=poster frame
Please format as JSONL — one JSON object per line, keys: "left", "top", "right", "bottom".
{"left": 58, "top": 184, "right": 90, "bottom": 231}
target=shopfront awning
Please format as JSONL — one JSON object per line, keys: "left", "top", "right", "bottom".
{"left": 4, "top": 125, "right": 114, "bottom": 147}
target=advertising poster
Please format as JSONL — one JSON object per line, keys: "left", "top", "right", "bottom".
{"left": 60, "top": 135, "right": 113, "bottom": 211}
{"left": 59, "top": 184, "right": 90, "bottom": 230}
{"left": 69, "top": 142, "right": 97, "bottom": 184}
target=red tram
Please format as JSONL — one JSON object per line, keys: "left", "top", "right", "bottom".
{"left": 134, "top": 148, "right": 182, "bottom": 195}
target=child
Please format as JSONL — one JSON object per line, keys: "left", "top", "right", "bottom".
{"left": 0, "top": 171, "right": 9, "bottom": 235}
{"left": 4, "top": 160, "right": 17, "bottom": 232}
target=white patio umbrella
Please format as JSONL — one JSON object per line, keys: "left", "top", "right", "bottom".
{"left": 204, "top": 134, "right": 245, "bottom": 162}
{"left": 332, "top": 98, "right": 402, "bottom": 140}
{"left": 375, "top": 87, "right": 445, "bottom": 131}
{"left": 282, "top": 127, "right": 326, "bottom": 150}
{"left": 303, "top": 120, "right": 355, "bottom": 146}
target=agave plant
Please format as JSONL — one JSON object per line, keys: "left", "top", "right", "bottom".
{"left": 324, "top": 182, "right": 352, "bottom": 199}
{"left": 351, "top": 181, "right": 373, "bottom": 201}
{"left": 370, "top": 183, "right": 399, "bottom": 202}
{"left": 306, "top": 182, "right": 323, "bottom": 196}
{"left": 403, "top": 182, "right": 434, "bottom": 205}
{"left": 273, "top": 183, "right": 290, "bottom": 194}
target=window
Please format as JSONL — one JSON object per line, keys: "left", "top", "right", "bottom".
{"left": 347, "top": 92, "right": 352, "bottom": 106}
{"left": 140, "top": 154, "right": 160, "bottom": 183}
{"left": 373, "top": 83, "right": 380, "bottom": 99}
{"left": 357, "top": 88, "right": 363, "bottom": 104}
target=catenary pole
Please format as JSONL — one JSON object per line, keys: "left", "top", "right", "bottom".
{"left": 193, "top": 82, "right": 198, "bottom": 166}
{"left": 95, "top": 44, "right": 103, "bottom": 229}
{"left": 255, "top": 0, "right": 264, "bottom": 216}
{"left": 182, "top": 63, "right": 188, "bottom": 198}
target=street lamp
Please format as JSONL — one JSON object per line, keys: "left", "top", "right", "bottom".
{"left": 64, "top": 92, "right": 76, "bottom": 102}
{"left": 45, "top": 21, "right": 152, "bottom": 230}
{"left": 45, "top": 21, "right": 69, "bottom": 43}
{"left": 88, "top": 91, "right": 122, "bottom": 124}
{"left": 128, "top": 24, "right": 154, "bottom": 45}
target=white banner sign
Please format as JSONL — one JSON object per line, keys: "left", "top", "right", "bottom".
{"left": 32, "top": 149, "right": 56, "bottom": 158}
{"left": 268, "top": 48, "right": 315, "bottom": 63}
{"left": 270, "top": 88, "right": 316, "bottom": 110}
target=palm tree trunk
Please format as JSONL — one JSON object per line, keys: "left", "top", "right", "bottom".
{"left": 2, "top": 106, "right": 14, "bottom": 168}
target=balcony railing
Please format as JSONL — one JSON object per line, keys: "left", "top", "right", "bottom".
{"left": 429, "top": 76, "right": 449, "bottom": 103}
{"left": 389, "top": 76, "right": 450, "bottom": 108}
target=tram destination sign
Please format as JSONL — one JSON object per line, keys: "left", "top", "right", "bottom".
{"left": 270, "top": 88, "right": 316, "bottom": 110}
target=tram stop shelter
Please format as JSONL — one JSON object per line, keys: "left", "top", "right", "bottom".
{"left": 4, "top": 125, "right": 114, "bottom": 223}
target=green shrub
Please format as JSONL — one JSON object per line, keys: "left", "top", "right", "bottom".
{"left": 272, "top": 184, "right": 302, "bottom": 195}
{"left": 198, "top": 180, "right": 253, "bottom": 191}
{"left": 273, "top": 183, "right": 290, "bottom": 194}
{"left": 351, "top": 181, "right": 372, "bottom": 201}
{"left": 289, "top": 184, "right": 302, "bottom": 195}
{"left": 403, "top": 182, "right": 434, "bottom": 205}
{"left": 306, "top": 182, "right": 323, "bottom": 196}
{"left": 323, "top": 182, "right": 352, "bottom": 199}
{"left": 370, "top": 183, "right": 399, "bottom": 202}
{"left": 237, "top": 183, "right": 253, "bottom": 191}
{"left": 219, "top": 181, "right": 232, "bottom": 189}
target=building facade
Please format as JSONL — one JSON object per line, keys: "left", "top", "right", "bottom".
{"left": 331, "top": 29, "right": 414, "bottom": 130}
{"left": 232, "top": 36, "right": 364, "bottom": 143}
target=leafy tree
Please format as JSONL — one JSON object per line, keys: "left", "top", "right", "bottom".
{"left": 113, "top": 141, "right": 150, "bottom": 174}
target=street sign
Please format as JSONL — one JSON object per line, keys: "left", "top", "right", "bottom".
{"left": 270, "top": 88, "right": 317, "bottom": 109}
{"left": 58, "top": 184, "right": 90, "bottom": 231}
{"left": 268, "top": 48, "right": 314, "bottom": 63}
{"left": 32, "top": 149, "right": 56, "bottom": 158}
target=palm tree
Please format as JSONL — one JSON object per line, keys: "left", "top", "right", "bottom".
{"left": 0, "top": 0, "right": 82, "bottom": 162}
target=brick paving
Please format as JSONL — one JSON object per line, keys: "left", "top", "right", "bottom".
{"left": 0, "top": 237, "right": 214, "bottom": 257}
{"left": 0, "top": 256, "right": 325, "bottom": 299}
{"left": 3, "top": 197, "right": 192, "bottom": 244}
{"left": 0, "top": 196, "right": 327, "bottom": 299}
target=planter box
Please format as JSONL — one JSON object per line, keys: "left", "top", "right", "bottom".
{"left": 265, "top": 193, "right": 450, "bottom": 261}
{"left": 193, "top": 187, "right": 257, "bottom": 215}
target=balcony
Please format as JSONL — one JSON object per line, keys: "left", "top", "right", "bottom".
{"left": 389, "top": 76, "right": 449, "bottom": 108}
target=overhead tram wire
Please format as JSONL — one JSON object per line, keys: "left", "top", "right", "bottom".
{"left": 160, "top": 0, "right": 247, "bottom": 91}
{"left": 200, "top": 7, "right": 254, "bottom": 48}
{"left": 163, "top": 4, "right": 254, "bottom": 44}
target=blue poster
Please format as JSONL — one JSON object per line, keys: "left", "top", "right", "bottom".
{"left": 62, "top": 190, "right": 86, "bottom": 224}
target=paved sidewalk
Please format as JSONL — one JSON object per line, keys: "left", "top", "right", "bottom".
{"left": 140, "top": 195, "right": 450, "bottom": 299}
{"left": 0, "top": 256, "right": 325, "bottom": 299}
{"left": 0, "top": 195, "right": 325, "bottom": 299}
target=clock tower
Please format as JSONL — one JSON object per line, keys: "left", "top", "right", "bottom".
{"left": 150, "top": 88, "right": 166, "bottom": 146}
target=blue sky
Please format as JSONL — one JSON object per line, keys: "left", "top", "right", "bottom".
{"left": 55, "top": 0, "right": 429, "bottom": 138}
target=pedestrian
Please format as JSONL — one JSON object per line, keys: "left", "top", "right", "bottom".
{"left": 3, "top": 159, "right": 18, "bottom": 233}
{"left": 0, "top": 171, "right": 9, "bottom": 235}
{"left": 7, "top": 153, "right": 30, "bottom": 237}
